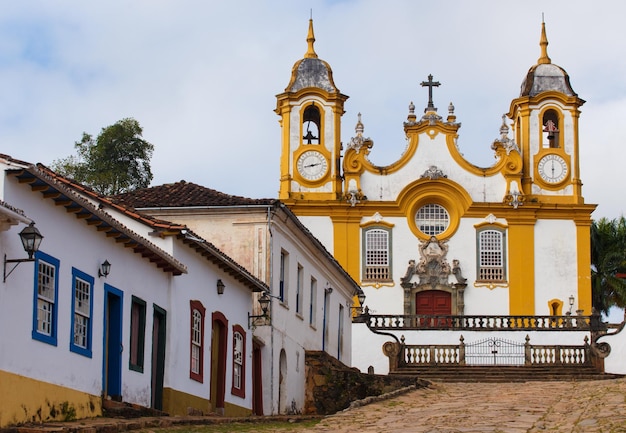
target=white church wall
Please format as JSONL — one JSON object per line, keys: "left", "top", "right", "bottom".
{"left": 534, "top": 219, "right": 579, "bottom": 314}
{"left": 358, "top": 132, "right": 507, "bottom": 204}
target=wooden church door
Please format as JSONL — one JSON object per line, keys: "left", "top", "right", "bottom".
{"left": 416, "top": 290, "right": 451, "bottom": 326}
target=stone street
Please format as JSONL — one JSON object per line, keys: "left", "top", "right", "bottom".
{"left": 286, "top": 378, "right": 626, "bottom": 433}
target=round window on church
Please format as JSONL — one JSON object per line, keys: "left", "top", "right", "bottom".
{"left": 415, "top": 204, "right": 450, "bottom": 236}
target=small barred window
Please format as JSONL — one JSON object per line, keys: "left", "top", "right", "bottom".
{"left": 363, "top": 228, "right": 391, "bottom": 281}
{"left": 415, "top": 204, "right": 450, "bottom": 236}
{"left": 478, "top": 229, "right": 506, "bottom": 282}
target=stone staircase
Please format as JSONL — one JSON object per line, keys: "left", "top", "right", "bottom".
{"left": 390, "top": 365, "right": 624, "bottom": 382}
{"left": 102, "top": 399, "right": 168, "bottom": 418}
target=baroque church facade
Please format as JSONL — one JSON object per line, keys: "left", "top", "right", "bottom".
{"left": 276, "top": 20, "right": 595, "bottom": 372}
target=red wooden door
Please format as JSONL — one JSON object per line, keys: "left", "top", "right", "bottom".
{"left": 416, "top": 290, "right": 451, "bottom": 327}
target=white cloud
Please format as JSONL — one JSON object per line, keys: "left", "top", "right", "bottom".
{"left": 1, "top": 0, "right": 625, "bottom": 218}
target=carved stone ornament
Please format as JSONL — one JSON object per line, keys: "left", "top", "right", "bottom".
{"left": 420, "top": 165, "right": 447, "bottom": 180}
{"left": 346, "top": 113, "right": 372, "bottom": 154}
{"left": 400, "top": 237, "right": 467, "bottom": 315}
{"left": 491, "top": 114, "right": 520, "bottom": 155}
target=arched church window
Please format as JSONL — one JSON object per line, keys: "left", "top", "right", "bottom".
{"left": 476, "top": 228, "right": 507, "bottom": 282}
{"left": 415, "top": 204, "right": 449, "bottom": 236}
{"left": 542, "top": 109, "right": 560, "bottom": 148}
{"left": 302, "top": 105, "right": 321, "bottom": 145}
{"left": 362, "top": 227, "right": 392, "bottom": 282}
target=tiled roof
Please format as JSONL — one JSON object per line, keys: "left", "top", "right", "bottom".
{"left": 8, "top": 164, "right": 188, "bottom": 275}
{"left": 111, "top": 180, "right": 277, "bottom": 208}
{"left": 114, "top": 180, "right": 362, "bottom": 298}
{"left": 6, "top": 162, "right": 267, "bottom": 290}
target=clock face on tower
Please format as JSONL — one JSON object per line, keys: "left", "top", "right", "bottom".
{"left": 297, "top": 150, "right": 328, "bottom": 181}
{"left": 537, "top": 154, "right": 568, "bottom": 184}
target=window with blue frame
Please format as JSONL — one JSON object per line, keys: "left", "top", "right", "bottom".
{"left": 70, "top": 268, "right": 94, "bottom": 357}
{"left": 32, "top": 252, "right": 60, "bottom": 346}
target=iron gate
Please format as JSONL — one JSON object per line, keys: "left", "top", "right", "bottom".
{"left": 465, "top": 337, "right": 525, "bottom": 365}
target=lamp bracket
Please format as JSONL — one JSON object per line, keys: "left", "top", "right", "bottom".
{"left": 3, "top": 254, "right": 34, "bottom": 283}
{"left": 248, "top": 312, "right": 268, "bottom": 329}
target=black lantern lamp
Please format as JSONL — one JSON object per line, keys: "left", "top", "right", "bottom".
{"left": 4, "top": 222, "right": 44, "bottom": 282}
{"left": 98, "top": 260, "right": 111, "bottom": 278}
{"left": 568, "top": 295, "right": 575, "bottom": 315}
{"left": 216, "top": 279, "right": 225, "bottom": 295}
{"left": 351, "top": 290, "right": 366, "bottom": 315}
{"left": 248, "top": 291, "right": 273, "bottom": 328}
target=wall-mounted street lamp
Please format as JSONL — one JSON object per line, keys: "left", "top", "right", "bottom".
{"left": 350, "top": 291, "right": 367, "bottom": 315}
{"left": 3, "top": 222, "right": 44, "bottom": 282}
{"left": 568, "top": 294, "right": 575, "bottom": 315}
{"left": 248, "top": 291, "right": 271, "bottom": 328}
{"left": 216, "top": 279, "right": 225, "bottom": 295}
{"left": 98, "top": 260, "right": 111, "bottom": 278}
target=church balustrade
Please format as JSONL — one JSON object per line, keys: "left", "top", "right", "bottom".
{"left": 393, "top": 335, "right": 592, "bottom": 368}
{"left": 359, "top": 311, "right": 606, "bottom": 332}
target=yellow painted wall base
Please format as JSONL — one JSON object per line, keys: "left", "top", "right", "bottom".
{"left": 162, "top": 388, "right": 251, "bottom": 417}
{"left": 163, "top": 387, "right": 210, "bottom": 416}
{"left": 0, "top": 370, "right": 101, "bottom": 428}
{"left": 223, "top": 401, "right": 252, "bottom": 417}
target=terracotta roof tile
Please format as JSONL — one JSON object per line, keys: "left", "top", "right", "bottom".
{"left": 110, "top": 180, "right": 277, "bottom": 208}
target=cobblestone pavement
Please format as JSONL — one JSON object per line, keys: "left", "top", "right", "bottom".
{"left": 287, "top": 378, "right": 626, "bottom": 433}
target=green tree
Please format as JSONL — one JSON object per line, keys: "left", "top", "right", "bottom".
{"left": 590, "top": 216, "right": 626, "bottom": 317}
{"left": 52, "top": 118, "right": 154, "bottom": 195}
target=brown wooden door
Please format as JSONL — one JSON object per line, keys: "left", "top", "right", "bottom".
{"left": 416, "top": 290, "right": 451, "bottom": 327}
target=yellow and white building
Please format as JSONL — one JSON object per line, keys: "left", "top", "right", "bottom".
{"left": 276, "top": 21, "right": 596, "bottom": 372}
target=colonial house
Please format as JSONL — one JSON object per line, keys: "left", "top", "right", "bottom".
{"left": 0, "top": 155, "right": 268, "bottom": 426}
{"left": 111, "top": 181, "right": 363, "bottom": 415}
{"left": 274, "top": 20, "right": 622, "bottom": 376}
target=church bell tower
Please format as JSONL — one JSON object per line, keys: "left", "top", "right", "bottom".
{"left": 276, "top": 19, "right": 348, "bottom": 201}
{"left": 508, "top": 21, "right": 586, "bottom": 204}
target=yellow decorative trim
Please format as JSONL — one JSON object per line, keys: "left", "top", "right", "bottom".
{"left": 474, "top": 281, "right": 509, "bottom": 290}
{"left": 575, "top": 220, "right": 593, "bottom": 314}
{"left": 548, "top": 298, "right": 564, "bottom": 316}
{"left": 361, "top": 219, "right": 395, "bottom": 229}
{"left": 292, "top": 145, "right": 331, "bottom": 186}
{"left": 397, "top": 177, "right": 473, "bottom": 240}
{"left": 474, "top": 219, "right": 508, "bottom": 230}
{"left": 331, "top": 214, "right": 362, "bottom": 280}
{"left": 362, "top": 281, "right": 394, "bottom": 289}
{"left": 533, "top": 151, "right": 572, "bottom": 190}
{"left": 508, "top": 220, "right": 536, "bottom": 314}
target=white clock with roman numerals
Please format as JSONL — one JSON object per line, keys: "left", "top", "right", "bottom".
{"left": 297, "top": 150, "right": 328, "bottom": 181}
{"left": 538, "top": 154, "right": 568, "bottom": 184}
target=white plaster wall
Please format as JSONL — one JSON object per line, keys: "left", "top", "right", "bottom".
{"left": 257, "top": 221, "right": 355, "bottom": 414}
{"left": 1, "top": 170, "right": 256, "bottom": 412}
{"left": 297, "top": 216, "right": 334, "bottom": 256}
{"left": 534, "top": 219, "right": 579, "bottom": 314}
{"left": 0, "top": 176, "right": 170, "bottom": 406}
{"left": 165, "top": 242, "right": 254, "bottom": 411}
{"left": 359, "top": 132, "right": 506, "bottom": 203}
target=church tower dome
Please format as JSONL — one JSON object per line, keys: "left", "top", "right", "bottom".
{"left": 284, "top": 19, "right": 340, "bottom": 93}
{"left": 519, "top": 21, "right": 577, "bottom": 97}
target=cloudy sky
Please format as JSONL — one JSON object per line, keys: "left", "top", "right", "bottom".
{"left": 1, "top": 0, "right": 625, "bottom": 220}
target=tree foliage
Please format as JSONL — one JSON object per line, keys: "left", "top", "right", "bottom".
{"left": 590, "top": 216, "right": 626, "bottom": 316}
{"left": 52, "top": 118, "right": 154, "bottom": 195}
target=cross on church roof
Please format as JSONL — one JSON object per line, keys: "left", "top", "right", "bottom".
{"left": 420, "top": 74, "right": 440, "bottom": 112}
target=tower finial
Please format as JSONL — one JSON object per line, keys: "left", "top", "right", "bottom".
{"left": 538, "top": 18, "right": 551, "bottom": 65}
{"left": 305, "top": 18, "right": 318, "bottom": 59}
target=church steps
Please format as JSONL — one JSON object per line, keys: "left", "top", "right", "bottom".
{"left": 389, "top": 365, "right": 623, "bottom": 382}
